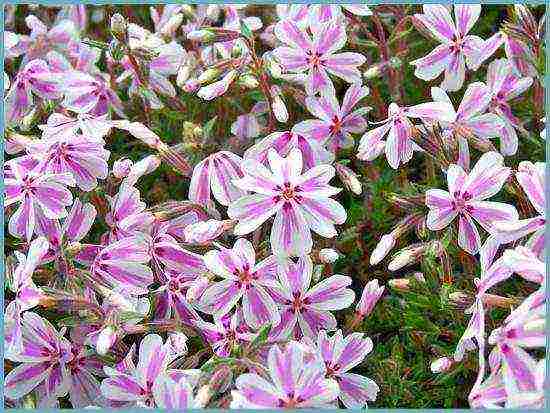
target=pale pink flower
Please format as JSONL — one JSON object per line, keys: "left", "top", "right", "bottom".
{"left": 357, "top": 101, "right": 456, "bottom": 169}
{"left": 411, "top": 5, "right": 484, "bottom": 91}
{"left": 273, "top": 19, "right": 365, "bottom": 95}
{"left": 199, "top": 238, "right": 281, "bottom": 329}
{"left": 189, "top": 151, "right": 246, "bottom": 213}
{"left": 5, "top": 159, "right": 75, "bottom": 240}
{"left": 229, "top": 148, "right": 346, "bottom": 256}
{"left": 426, "top": 152, "right": 517, "bottom": 254}
{"left": 308, "top": 4, "right": 372, "bottom": 26}
{"left": 294, "top": 83, "right": 369, "bottom": 151}
{"left": 494, "top": 161, "right": 545, "bottom": 258}
{"left": 269, "top": 256, "right": 354, "bottom": 339}
{"left": 486, "top": 58, "right": 533, "bottom": 156}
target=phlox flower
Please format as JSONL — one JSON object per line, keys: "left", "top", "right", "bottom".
{"left": 5, "top": 158, "right": 75, "bottom": 240}
{"left": 4, "top": 312, "right": 73, "bottom": 403}
{"left": 273, "top": 19, "right": 365, "bottom": 95}
{"left": 199, "top": 238, "right": 281, "bottom": 329}
{"left": 231, "top": 341, "right": 339, "bottom": 408}
{"left": 27, "top": 132, "right": 110, "bottom": 192}
{"left": 431, "top": 82, "right": 504, "bottom": 165}
{"left": 90, "top": 236, "right": 153, "bottom": 295}
{"left": 195, "top": 309, "right": 255, "bottom": 357}
{"left": 5, "top": 59, "right": 61, "bottom": 123}
{"left": 308, "top": 4, "right": 372, "bottom": 26}
{"left": 100, "top": 333, "right": 200, "bottom": 407}
{"left": 426, "top": 152, "right": 518, "bottom": 254}
{"left": 104, "top": 184, "right": 154, "bottom": 242}
{"left": 306, "top": 330, "right": 379, "bottom": 408}
{"left": 486, "top": 58, "right": 533, "bottom": 156}
{"left": 411, "top": 4, "right": 484, "bottom": 91}
{"left": 294, "top": 83, "right": 370, "bottom": 151}
{"left": 4, "top": 237, "right": 49, "bottom": 355}
{"left": 228, "top": 148, "right": 346, "bottom": 256}
{"left": 39, "top": 112, "right": 115, "bottom": 143}
{"left": 495, "top": 161, "right": 545, "bottom": 258}
{"left": 356, "top": 279, "right": 385, "bottom": 318}
{"left": 269, "top": 256, "right": 354, "bottom": 340}
{"left": 357, "top": 100, "right": 456, "bottom": 169}
{"left": 188, "top": 151, "right": 246, "bottom": 213}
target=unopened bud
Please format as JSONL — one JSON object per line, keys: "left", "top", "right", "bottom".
{"left": 449, "top": 291, "right": 471, "bottom": 306}
{"left": 388, "top": 273, "right": 425, "bottom": 291}
{"left": 370, "top": 234, "right": 396, "bottom": 265}
{"left": 388, "top": 244, "right": 427, "bottom": 271}
{"left": 183, "top": 78, "right": 201, "bottom": 93}
{"left": 238, "top": 74, "right": 259, "bottom": 89}
{"left": 272, "top": 94, "right": 288, "bottom": 123}
{"left": 430, "top": 357, "right": 453, "bottom": 373}
{"left": 110, "top": 13, "right": 127, "bottom": 42}
{"left": 363, "top": 64, "right": 382, "bottom": 80}
{"left": 195, "top": 385, "right": 213, "bottom": 408}
{"left": 319, "top": 248, "right": 339, "bottom": 263}
{"left": 198, "top": 68, "right": 221, "bottom": 84}
{"left": 160, "top": 13, "right": 183, "bottom": 37}
{"left": 112, "top": 158, "right": 133, "bottom": 178}
{"left": 356, "top": 279, "right": 385, "bottom": 317}
{"left": 187, "top": 29, "right": 216, "bottom": 42}
{"left": 177, "top": 64, "right": 192, "bottom": 87}
{"left": 335, "top": 163, "right": 362, "bottom": 195}
{"left": 96, "top": 325, "right": 117, "bottom": 356}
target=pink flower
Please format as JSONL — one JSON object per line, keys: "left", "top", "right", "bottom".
{"left": 90, "top": 236, "right": 153, "bottom": 295}
{"left": 308, "top": 5, "right": 372, "bottom": 25}
{"left": 27, "top": 132, "right": 110, "bottom": 192}
{"left": 195, "top": 309, "right": 254, "bottom": 357}
{"left": 4, "top": 312, "right": 73, "bottom": 402}
{"left": 244, "top": 131, "right": 333, "bottom": 171}
{"left": 426, "top": 152, "right": 517, "bottom": 254}
{"left": 486, "top": 58, "right": 533, "bottom": 156}
{"left": 5, "top": 159, "right": 75, "bottom": 240}
{"left": 5, "top": 59, "right": 61, "bottom": 123}
{"left": 188, "top": 151, "right": 246, "bottom": 213}
{"left": 494, "top": 162, "right": 545, "bottom": 258}
{"left": 273, "top": 19, "right": 365, "bottom": 95}
{"left": 229, "top": 148, "right": 346, "bottom": 256}
{"left": 199, "top": 238, "right": 281, "bottom": 329}
{"left": 231, "top": 341, "right": 339, "bottom": 408}
{"left": 357, "top": 101, "right": 456, "bottom": 169}
{"left": 294, "top": 83, "right": 369, "bottom": 151}
{"left": 431, "top": 82, "right": 504, "bottom": 162}
{"left": 269, "top": 256, "right": 354, "bottom": 339}
{"left": 105, "top": 184, "right": 154, "bottom": 242}
{"left": 309, "top": 330, "right": 379, "bottom": 408}
{"left": 411, "top": 5, "right": 484, "bottom": 91}
{"left": 356, "top": 279, "right": 385, "bottom": 318}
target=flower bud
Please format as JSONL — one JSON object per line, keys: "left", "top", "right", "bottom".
{"left": 370, "top": 234, "right": 396, "bottom": 265}
{"left": 356, "top": 279, "right": 385, "bottom": 317}
{"left": 388, "top": 273, "right": 425, "bottom": 291}
{"left": 160, "top": 13, "right": 183, "bottom": 38}
{"left": 335, "top": 163, "right": 362, "bottom": 195}
{"left": 363, "top": 64, "right": 382, "bottom": 80}
{"left": 388, "top": 244, "right": 427, "bottom": 271}
{"left": 272, "top": 94, "right": 288, "bottom": 123}
{"left": 167, "top": 332, "right": 188, "bottom": 357}
{"left": 448, "top": 291, "right": 470, "bottom": 306}
{"left": 195, "top": 385, "right": 213, "bottom": 408}
{"left": 112, "top": 158, "right": 133, "bottom": 178}
{"left": 187, "top": 29, "right": 216, "bottom": 43}
{"left": 238, "top": 74, "right": 259, "bottom": 89}
{"left": 177, "top": 64, "right": 192, "bottom": 87}
{"left": 184, "top": 219, "right": 234, "bottom": 244}
{"left": 209, "top": 365, "right": 233, "bottom": 394}
{"left": 183, "top": 78, "right": 201, "bottom": 93}
{"left": 198, "top": 68, "right": 221, "bottom": 84}
{"left": 110, "top": 13, "right": 127, "bottom": 42}
{"left": 96, "top": 325, "right": 117, "bottom": 355}
{"left": 319, "top": 248, "right": 339, "bottom": 263}
{"left": 430, "top": 357, "right": 453, "bottom": 373}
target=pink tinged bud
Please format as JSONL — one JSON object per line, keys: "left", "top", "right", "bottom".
{"left": 167, "top": 332, "right": 188, "bottom": 356}
{"left": 370, "top": 234, "right": 396, "bottom": 265}
{"left": 187, "top": 29, "right": 214, "bottom": 42}
{"left": 272, "top": 94, "right": 288, "bottom": 123}
{"left": 388, "top": 245, "right": 425, "bottom": 271}
{"left": 209, "top": 365, "right": 233, "bottom": 394}
{"left": 113, "top": 158, "right": 133, "bottom": 178}
{"left": 195, "top": 385, "right": 212, "bottom": 408}
{"left": 335, "top": 163, "right": 362, "bottom": 195}
{"left": 184, "top": 219, "right": 233, "bottom": 244}
{"left": 185, "top": 276, "right": 209, "bottom": 303}
{"left": 318, "top": 248, "right": 339, "bottom": 263}
{"left": 430, "top": 357, "right": 453, "bottom": 373}
{"left": 183, "top": 78, "right": 200, "bottom": 93}
{"left": 357, "top": 279, "right": 385, "bottom": 317}
{"left": 110, "top": 13, "right": 127, "bottom": 41}
{"left": 449, "top": 291, "right": 471, "bottom": 306}
{"left": 96, "top": 325, "right": 117, "bottom": 355}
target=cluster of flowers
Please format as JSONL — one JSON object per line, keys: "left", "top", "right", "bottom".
{"left": 3, "top": 3, "right": 545, "bottom": 409}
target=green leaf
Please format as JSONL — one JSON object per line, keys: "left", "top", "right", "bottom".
{"left": 203, "top": 116, "right": 218, "bottom": 139}
{"left": 240, "top": 20, "right": 253, "bottom": 39}
{"left": 249, "top": 323, "right": 271, "bottom": 349}
{"left": 200, "top": 356, "right": 239, "bottom": 373}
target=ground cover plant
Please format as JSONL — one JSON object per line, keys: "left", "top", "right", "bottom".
{"left": 2, "top": 3, "right": 546, "bottom": 409}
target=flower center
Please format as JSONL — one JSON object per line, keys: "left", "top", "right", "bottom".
{"left": 306, "top": 50, "right": 323, "bottom": 68}
{"left": 281, "top": 183, "right": 295, "bottom": 201}
{"left": 329, "top": 116, "right": 342, "bottom": 136}
{"left": 452, "top": 191, "right": 473, "bottom": 214}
